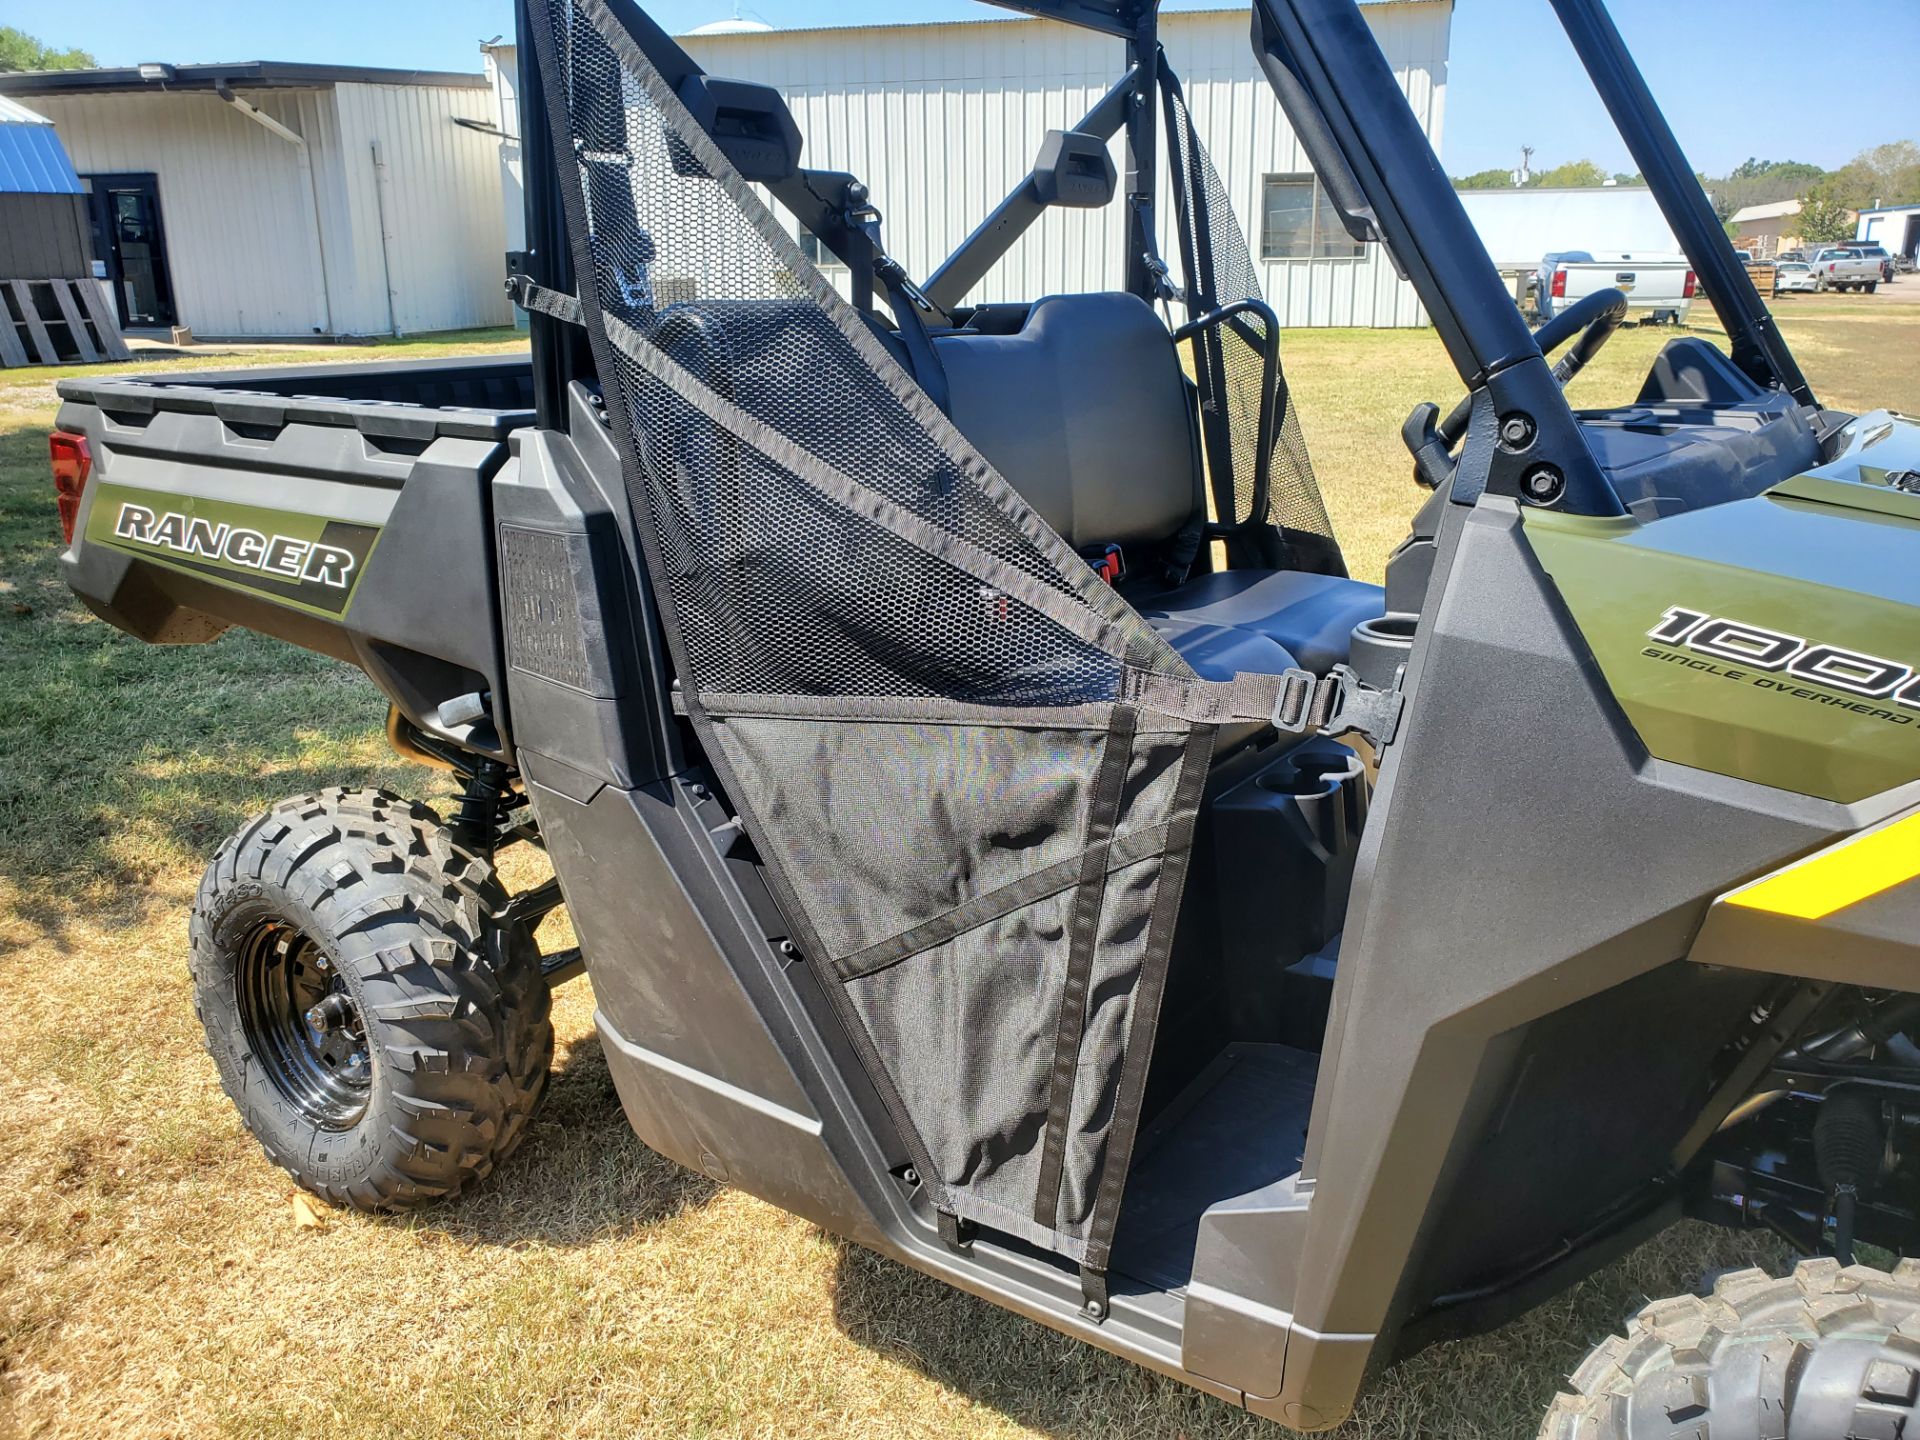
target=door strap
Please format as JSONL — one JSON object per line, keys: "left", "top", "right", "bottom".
{"left": 1121, "top": 662, "right": 1404, "bottom": 747}
{"left": 506, "top": 273, "right": 585, "bottom": 326}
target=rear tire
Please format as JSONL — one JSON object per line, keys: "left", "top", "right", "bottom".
{"left": 189, "top": 788, "right": 553, "bottom": 1211}
{"left": 1541, "top": 1260, "right": 1920, "bottom": 1439}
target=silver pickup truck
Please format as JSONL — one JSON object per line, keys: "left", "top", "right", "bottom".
{"left": 1810, "top": 245, "right": 1883, "bottom": 292}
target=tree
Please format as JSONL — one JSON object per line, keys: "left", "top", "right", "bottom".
{"left": 1533, "top": 159, "right": 1610, "bottom": 188}
{"left": 1450, "top": 158, "right": 1613, "bottom": 191}
{"left": 1798, "top": 195, "right": 1856, "bottom": 247}
{"left": 0, "top": 27, "right": 94, "bottom": 71}
{"left": 1708, "top": 159, "right": 1828, "bottom": 220}
{"left": 1452, "top": 167, "right": 1519, "bottom": 190}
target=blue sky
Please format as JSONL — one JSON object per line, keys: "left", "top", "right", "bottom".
{"left": 9, "top": 1, "right": 1915, "bottom": 177}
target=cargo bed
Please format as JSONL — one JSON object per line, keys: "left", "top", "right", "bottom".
{"left": 55, "top": 354, "right": 536, "bottom": 757}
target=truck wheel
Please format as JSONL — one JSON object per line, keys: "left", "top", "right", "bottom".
{"left": 1865, "top": 282, "right": 1879, "bottom": 294}
{"left": 1540, "top": 1260, "right": 1920, "bottom": 1439}
{"left": 188, "top": 788, "right": 553, "bottom": 1211}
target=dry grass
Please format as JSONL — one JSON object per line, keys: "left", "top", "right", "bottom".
{"left": 1, "top": 296, "right": 1913, "bottom": 1440}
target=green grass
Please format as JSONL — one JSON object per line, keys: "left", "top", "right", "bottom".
{"left": 0, "top": 299, "right": 1912, "bottom": 1439}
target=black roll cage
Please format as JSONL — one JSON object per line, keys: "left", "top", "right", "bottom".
{"left": 518, "top": 0, "right": 1814, "bottom": 517}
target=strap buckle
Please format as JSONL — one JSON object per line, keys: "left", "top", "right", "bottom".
{"left": 874, "top": 254, "right": 934, "bottom": 314}
{"left": 1082, "top": 543, "right": 1125, "bottom": 586}
{"left": 1271, "top": 664, "right": 1403, "bottom": 747}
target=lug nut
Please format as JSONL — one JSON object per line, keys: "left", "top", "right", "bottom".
{"left": 1520, "top": 465, "right": 1564, "bottom": 505}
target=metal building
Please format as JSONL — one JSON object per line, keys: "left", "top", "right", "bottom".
{"left": 488, "top": 1, "right": 1451, "bottom": 328}
{"left": 1857, "top": 203, "right": 1920, "bottom": 267}
{"left": 0, "top": 95, "right": 91, "bottom": 282}
{"left": 1457, "top": 185, "right": 1678, "bottom": 271}
{"left": 0, "top": 63, "right": 514, "bottom": 340}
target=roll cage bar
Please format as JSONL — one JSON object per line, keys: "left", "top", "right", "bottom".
{"left": 517, "top": 0, "right": 1815, "bottom": 517}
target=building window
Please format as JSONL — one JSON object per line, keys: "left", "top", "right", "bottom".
{"left": 1260, "top": 175, "right": 1364, "bottom": 260}
{"left": 797, "top": 231, "right": 846, "bottom": 270}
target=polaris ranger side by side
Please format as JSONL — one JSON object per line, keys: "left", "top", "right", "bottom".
{"left": 45, "top": 0, "right": 1920, "bottom": 1432}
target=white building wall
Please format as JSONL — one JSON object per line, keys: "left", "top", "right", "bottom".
{"left": 330, "top": 82, "right": 513, "bottom": 336}
{"left": 1858, "top": 205, "right": 1920, "bottom": 257}
{"left": 482, "top": 44, "right": 530, "bottom": 332}
{"left": 1458, "top": 186, "right": 1680, "bottom": 270}
{"left": 23, "top": 81, "right": 510, "bottom": 338}
{"left": 679, "top": 2, "right": 1449, "bottom": 327}
{"left": 26, "top": 88, "right": 340, "bottom": 337}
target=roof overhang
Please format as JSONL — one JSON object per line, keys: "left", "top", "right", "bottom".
{"left": 0, "top": 60, "right": 489, "bottom": 99}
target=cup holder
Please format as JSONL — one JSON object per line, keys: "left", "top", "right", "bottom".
{"left": 1257, "top": 747, "right": 1364, "bottom": 798}
{"left": 1349, "top": 611, "right": 1419, "bottom": 691}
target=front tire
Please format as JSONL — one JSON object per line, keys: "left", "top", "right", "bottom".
{"left": 189, "top": 789, "right": 553, "bottom": 1211}
{"left": 1542, "top": 1260, "right": 1920, "bottom": 1438}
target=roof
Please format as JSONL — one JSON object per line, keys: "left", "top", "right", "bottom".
{"left": 0, "top": 93, "right": 82, "bottom": 195}
{"left": 677, "top": 0, "right": 1434, "bottom": 39}
{"left": 0, "top": 60, "right": 489, "bottom": 100}
{"left": 1455, "top": 185, "right": 1656, "bottom": 198}
{"left": 1858, "top": 202, "right": 1920, "bottom": 216}
{"left": 688, "top": 18, "right": 775, "bottom": 34}
{"left": 1730, "top": 199, "right": 1803, "bottom": 223}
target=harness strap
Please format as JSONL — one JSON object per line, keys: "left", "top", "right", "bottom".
{"left": 1122, "top": 662, "right": 1404, "bottom": 747}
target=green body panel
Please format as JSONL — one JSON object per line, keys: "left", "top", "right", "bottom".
{"left": 85, "top": 481, "right": 383, "bottom": 621}
{"left": 1524, "top": 415, "right": 1920, "bottom": 804}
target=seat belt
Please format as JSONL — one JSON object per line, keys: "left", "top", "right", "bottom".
{"left": 1123, "top": 663, "right": 1405, "bottom": 749}
{"left": 870, "top": 252, "right": 952, "bottom": 416}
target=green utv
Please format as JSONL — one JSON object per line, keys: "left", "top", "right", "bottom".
{"left": 44, "top": 0, "right": 1920, "bottom": 1432}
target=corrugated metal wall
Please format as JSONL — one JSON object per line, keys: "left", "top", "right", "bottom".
{"left": 681, "top": 3, "right": 1449, "bottom": 327}
{"left": 24, "top": 82, "right": 511, "bottom": 338}
{"left": 331, "top": 83, "right": 513, "bottom": 336}
{"left": 27, "top": 89, "right": 340, "bottom": 337}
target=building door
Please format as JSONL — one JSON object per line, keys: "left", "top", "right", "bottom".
{"left": 84, "top": 174, "right": 177, "bottom": 329}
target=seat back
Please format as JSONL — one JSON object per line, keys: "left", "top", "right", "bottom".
{"left": 933, "top": 294, "right": 1202, "bottom": 550}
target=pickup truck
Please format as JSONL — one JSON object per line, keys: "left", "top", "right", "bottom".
{"left": 1838, "top": 241, "right": 1896, "bottom": 283}
{"left": 1533, "top": 249, "right": 1695, "bottom": 323}
{"left": 1811, "top": 245, "right": 1882, "bottom": 292}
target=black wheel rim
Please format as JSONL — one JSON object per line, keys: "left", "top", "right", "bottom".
{"left": 237, "top": 921, "right": 371, "bottom": 1129}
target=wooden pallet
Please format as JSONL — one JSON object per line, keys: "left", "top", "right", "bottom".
{"left": 0, "top": 277, "right": 132, "bottom": 367}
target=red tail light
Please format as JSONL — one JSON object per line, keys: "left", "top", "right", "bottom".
{"left": 1550, "top": 268, "right": 1568, "bottom": 299}
{"left": 1682, "top": 270, "right": 1697, "bottom": 299}
{"left": 49, "top": 431, "right": 91, "bottom": 546}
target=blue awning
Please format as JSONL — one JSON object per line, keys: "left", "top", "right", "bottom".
{"left": 0, "top": 95, "right": 84, "bottom": 195}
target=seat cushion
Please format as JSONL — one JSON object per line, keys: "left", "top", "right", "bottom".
{"left": 1146, "top": 617, "right": 1300, "bottom": 682}
{"left": 1142, "top": 570, "right": 1386, "bottom": 675}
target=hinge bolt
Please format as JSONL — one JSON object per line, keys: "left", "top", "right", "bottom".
{"left": 1519, "top": 464, "right": 1565, "bottom": 506}
{"left": 1499, "top": 413, "right": 1537, "bottom": 451}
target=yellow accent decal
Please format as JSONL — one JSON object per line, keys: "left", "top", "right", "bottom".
{"left": 1728, "top": 810, "right": 1920, "bottom": 920}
